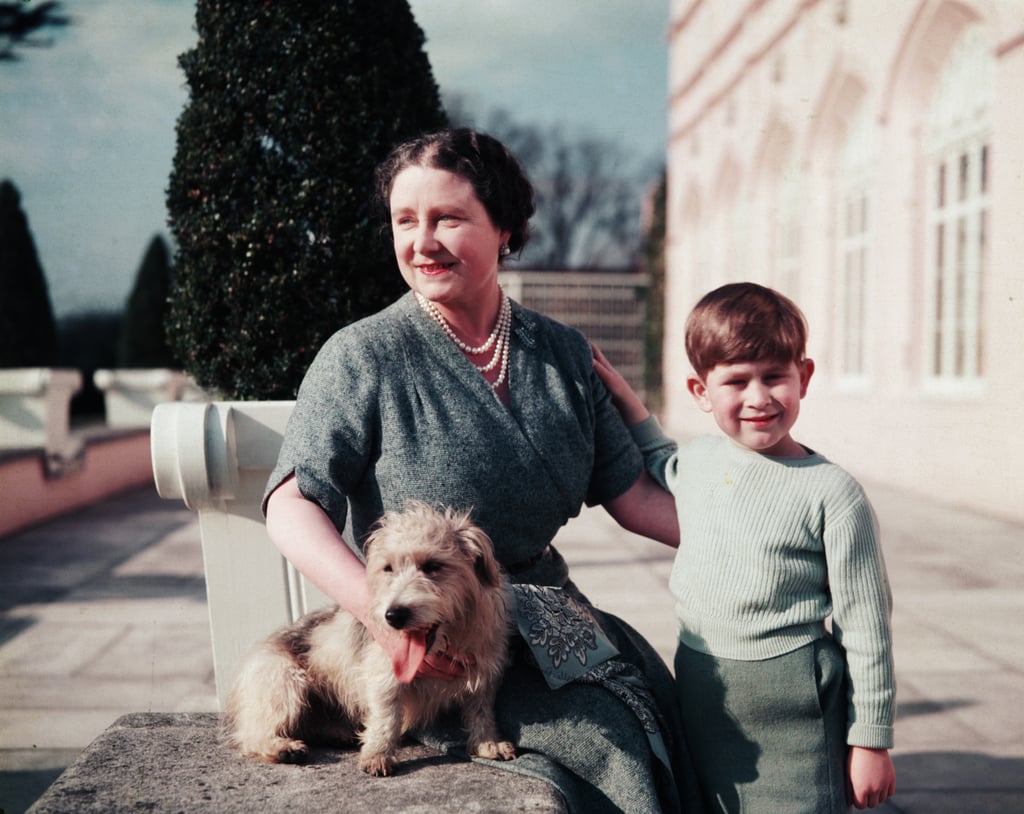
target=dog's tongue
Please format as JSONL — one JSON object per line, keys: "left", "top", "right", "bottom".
{"left": 391, "top": 629, "right": 428, "bottom": 684}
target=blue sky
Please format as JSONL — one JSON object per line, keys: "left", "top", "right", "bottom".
{"left": 410, "top": 0, "right": 669, "bottom": 157}
{"left": 0, "top": 0, "right": 668, "bottom": 317}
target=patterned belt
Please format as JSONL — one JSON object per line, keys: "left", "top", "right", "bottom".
{"left": 505, "top": 546, "right": 550, "bottom": 575}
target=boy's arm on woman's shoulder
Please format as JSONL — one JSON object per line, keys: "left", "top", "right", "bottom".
{"left": 591, "top": 342, "right": 651, "bottom": 424}
{"left": 591, "top": 342, "right": 678, "bottom": 490}
{"left": 628, "top": 415, "right": 678, "bottom": 492}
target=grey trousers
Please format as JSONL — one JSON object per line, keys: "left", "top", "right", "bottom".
{"left": 675, "top": 637, "right": 849, "bottom": 814}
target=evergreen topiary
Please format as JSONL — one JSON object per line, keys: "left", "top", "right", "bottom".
{"left": 641, "top": 172, "right": 666, "bottom": 413}
{"left": 58, "top": 310, "right": 122, "bottom": 417}
{"left": 166, "top": 0, "right": 447, "bottom": 400}
{"left": 117, "top": 234, "right": 177, "bottom": 368}
{"left": 0, "top": 179, "right": 58, "bottom": 368}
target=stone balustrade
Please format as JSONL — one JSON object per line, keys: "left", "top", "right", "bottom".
{"left": 0, "top": 368, "right": 84, "bottom": 469}
{"left": 93, "top": 368, "right": 206, "bottom": 429}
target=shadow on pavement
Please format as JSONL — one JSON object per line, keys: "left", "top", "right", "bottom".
{"left": 889, "top": 751, "right": 1024, "bottom": 813}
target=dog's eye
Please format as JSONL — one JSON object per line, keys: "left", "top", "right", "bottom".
{"left": 382, "top": 563, "right": 394, "bottom": 574}
{"left": 421, "top": 560, "right": 443, "bottom": 576}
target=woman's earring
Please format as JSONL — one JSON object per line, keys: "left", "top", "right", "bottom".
{"left": 499, "top": 243, "right": 511, "bottom": 258}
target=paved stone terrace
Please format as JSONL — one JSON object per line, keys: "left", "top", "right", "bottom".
{"left": 1, "top": 483, "right": 1022, "bottom": 812}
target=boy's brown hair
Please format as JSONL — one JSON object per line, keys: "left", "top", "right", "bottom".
{"left": 685, "top": 282, "right": 808, "bottom": 379}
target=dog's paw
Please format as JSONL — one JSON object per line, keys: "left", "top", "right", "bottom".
{"left": 240, "top": 737, "right": 309, "bottom": 764}
{"left": 275, "top": 740, "right": 310, "bottom": 765}
{"left": 471, "top": 739, "right": 517, "bottom": 761}
{"left": 359, "top": 751, "right": 398, "bottom": 777}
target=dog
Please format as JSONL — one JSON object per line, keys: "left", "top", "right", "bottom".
{"left": 223, "top": 501, "right": 516, "bottom": 776}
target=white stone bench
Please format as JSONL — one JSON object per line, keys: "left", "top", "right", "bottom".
{"left": 150, "top": 400, "right": 327, "bottom": 703}
{"left": 136, "top": 401, "right": 567, "bottom": 812}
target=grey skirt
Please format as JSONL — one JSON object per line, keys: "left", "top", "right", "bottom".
{"left": 675, "top": 637, "right": 849, "bottom": 814}
{"left": 418, "top": 584, "right": 706, "bottom": 813}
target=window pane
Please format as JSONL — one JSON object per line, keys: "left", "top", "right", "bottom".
{"left": 980, "top": 144, "right": 988, "bottom": 195}
{"left": 934, "top": 223, "right": 945, "bottom": 376}
{"left": 924, "top": 23, "right": 992, "bottom": 385}
{"left": 955, "top": 216, "right": 967, "bottom": 376}
{"left": 977, "top": 209, "right": 987, "bottom": 376}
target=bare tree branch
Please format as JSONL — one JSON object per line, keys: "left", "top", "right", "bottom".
{"left": 0, "top": 2, "right": 70, "bottom": 62}
{"left": 447, "top": 96, "right": 655, "bottom": 269}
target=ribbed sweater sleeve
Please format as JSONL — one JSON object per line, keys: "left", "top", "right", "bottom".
{"left": 823, "top": 494, "right": 896, "bottom": 747}
{"left": 629, "top": 415, "right": 677, "bottom": 490}
{"left": 630, "top": 422, "right": 895, "bottom": 748}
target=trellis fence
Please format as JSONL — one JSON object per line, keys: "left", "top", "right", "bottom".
{"left": 501, "top": 270, "right": 649, "bottom": 397}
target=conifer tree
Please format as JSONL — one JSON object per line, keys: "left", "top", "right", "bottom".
{"left": 166, "top": 0, "right": 447, "bottom": 399}
{"left": 641, "top": 173, "right": 666, "bottom": 412}
{"left": 117, "top": 234, "right": 176, "bottom": 368}
{"left": 0, "top": 179, "right": 58, "bottom": 367}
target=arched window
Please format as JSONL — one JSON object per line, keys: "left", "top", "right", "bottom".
{"left": 836, "top": 104, "right": 877, "bottom": 381}
{"left": 923, "top": 23, "right": 993, "bottom": 389}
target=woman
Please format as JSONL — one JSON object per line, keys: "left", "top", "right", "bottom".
{"left": 263, "top": 128, "right": 700, "bottom": 813}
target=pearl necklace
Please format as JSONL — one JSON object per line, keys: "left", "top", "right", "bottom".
{"left": 416, "top": 290, "right": 512, "bottom": 391}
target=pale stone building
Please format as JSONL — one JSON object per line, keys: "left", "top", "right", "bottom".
{"left": 665, "top": 0, "right": 1024, "bottom": 521}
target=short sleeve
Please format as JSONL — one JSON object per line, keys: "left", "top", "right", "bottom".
{"left": 584, "top": 366, "right": 643, "bottom": 506}
{"left": 262, "top": 329, "right": 379, "bottom": 534}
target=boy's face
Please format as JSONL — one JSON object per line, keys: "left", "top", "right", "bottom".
{"left": 687, "top": 358, "right": 814, "bottom": 457}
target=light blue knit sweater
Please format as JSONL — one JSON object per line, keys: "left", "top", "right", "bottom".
{"left": 632, "top": 417, "right": 896, "bottom": 749}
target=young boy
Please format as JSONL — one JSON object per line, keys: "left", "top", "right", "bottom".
{"left": 594, "top": 282, "right": 896, "bottom": 812}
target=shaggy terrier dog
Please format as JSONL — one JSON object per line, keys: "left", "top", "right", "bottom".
{"left": 224, "top": 502, "right": 516, "bottom": 776}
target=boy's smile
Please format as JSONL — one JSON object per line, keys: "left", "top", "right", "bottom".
{"left": 687, "top": 358, "right": 814, "bottom": 457}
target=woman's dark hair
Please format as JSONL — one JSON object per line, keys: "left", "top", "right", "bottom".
{"left": 374, "top": 128, "right": 535, "bottom": 255}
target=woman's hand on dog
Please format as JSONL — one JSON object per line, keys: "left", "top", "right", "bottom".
{"left": 419, "top": 651, "right": 471, "bottom": 681}
{"left": 367, "top": 619, "right": 468, "bottom": 683}
{"left": 266, "top": 479, "right": 470, "bottom": 684}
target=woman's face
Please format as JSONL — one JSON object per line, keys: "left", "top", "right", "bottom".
{"left": 389, "top": 165, "right": 510, "bottom": 310}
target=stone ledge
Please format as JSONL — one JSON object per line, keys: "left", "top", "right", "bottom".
{"left": 27, "top": 712, "right": 567, "bottom": 813}
{"left": 0, "top": 431, "right": 153, "bottom": 537}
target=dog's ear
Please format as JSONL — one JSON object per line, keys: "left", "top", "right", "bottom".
{"left": 362, "top": 511, "right": 391, "bottom": 560}
{"left": 455, "top": 523, "right": 501, "bottom": 587}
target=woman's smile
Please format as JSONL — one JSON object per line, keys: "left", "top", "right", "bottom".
{"left": 416, "top": 262, "right": 455, "bottom": 276}
{"left": 389, "top": 165, "right": 510, "bottom": 314}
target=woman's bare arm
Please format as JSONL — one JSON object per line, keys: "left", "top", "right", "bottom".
{"left": 603, "top": 471, "right": 679, "bottom": 548}
{"left": 265, "top": 475, "right": 372, "bottom": 620}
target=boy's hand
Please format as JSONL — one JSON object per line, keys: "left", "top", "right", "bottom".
{"left": 847, "top": 746, "right": 896, "bottom": 809}
{"left": 591, "top": 343, "right": 651, "bottom": 425}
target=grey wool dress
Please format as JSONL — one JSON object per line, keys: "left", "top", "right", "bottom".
{"left": 265, "top": 292, "right": 702, "bottom": 813}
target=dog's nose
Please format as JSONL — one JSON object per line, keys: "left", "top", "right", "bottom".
{"left": 385, "top": 606, "right": 411, "bottom": 630}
